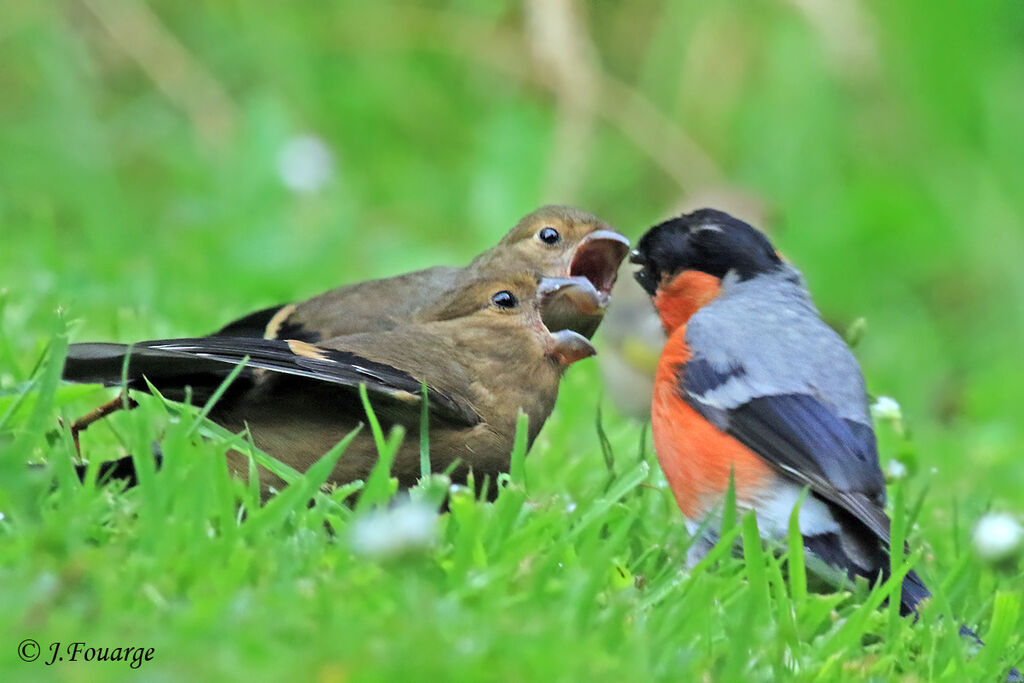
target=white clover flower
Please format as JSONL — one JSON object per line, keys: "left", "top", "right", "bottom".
{"left": 885, "top": 459, "right": 907, "bottom": 480}
{"left": 448, "top": 483, "right": 471, "bottom": 497}
{"left": 277, "top": 133, "right": 335, "bottom": 194}
{"left": 871, "top": 396, "right": 902, "bottom": 422}
{"left": 350, "top": 500, "right": 437, "bottom": 558}
{"left": 973, "top": 512, "right": 1023, "bottom": 562}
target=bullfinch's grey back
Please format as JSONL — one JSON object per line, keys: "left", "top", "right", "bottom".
{"left": 684, "top": 265, "right": 886, "bottom": 503}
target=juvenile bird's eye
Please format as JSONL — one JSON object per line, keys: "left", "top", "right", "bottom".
{"left": 538, "top": 227, "right": 561, "bottom": 244}
{"left": 491, "top": 290, "right": 518, "bottom": 309}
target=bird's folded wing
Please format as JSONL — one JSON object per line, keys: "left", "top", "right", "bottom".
{"left": 211, "top": 304, "right": 286, "bottom": 338}
{"left": 680, "top": 355, "right": 890, "bottom": 543}
{"left": 64, "top": 337, "right": 481, "bottom": 426}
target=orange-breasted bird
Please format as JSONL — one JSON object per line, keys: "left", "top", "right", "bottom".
{"left": 630, "top": 208, "right": 929, "bottom": 613}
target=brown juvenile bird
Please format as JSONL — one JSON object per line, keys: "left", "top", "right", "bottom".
{"left": 63, "top": 274, "right": 599, "bottom": 496}
{"left": 215, "top": 205, "right": 630, "bottom": 342}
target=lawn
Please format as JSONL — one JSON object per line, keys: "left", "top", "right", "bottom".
{"left": 1, "top": 1, "right": 1023, "bottom": 680}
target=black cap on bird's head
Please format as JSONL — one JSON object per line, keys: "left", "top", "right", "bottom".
{"left": 630, "top": 209, "right": 782, "bottom": 296}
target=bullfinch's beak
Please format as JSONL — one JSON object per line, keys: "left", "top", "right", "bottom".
{"left": 628, "top": 249, "right": 659, "bottom": 297}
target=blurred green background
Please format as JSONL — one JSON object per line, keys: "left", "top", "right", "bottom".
{"left": 1, "top": 0, "right": 1024, "bottom": 677}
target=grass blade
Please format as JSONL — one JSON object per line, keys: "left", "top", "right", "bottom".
{"left": 741, "top": 511, "right": 771, "bottom": 619}
{"left": 787, "top": 486, "right": 809, "bottom": 606}
{"left": 595, "top": 400, "right": 616, "bottom": 485}
{"left": 186, "top": 355, "right": 249, "bottom": 436}
{"left": 245, "top": 424, "right": 362, "bottom": 537}
{"left": 509, "top": 410, "right": 529, "bottom": 490}
{"left": 355, "top": 384, "right": 403, "bottom": 512}
{"left": 419, "top": 381, "right": 430, "bottom": 481}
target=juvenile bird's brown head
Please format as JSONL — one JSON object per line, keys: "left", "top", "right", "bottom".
{"left": 420, "top": 271, "right": 598, "bottom": 368}
{"left": 469, "top": 206, "right": 630, "bottom": 338}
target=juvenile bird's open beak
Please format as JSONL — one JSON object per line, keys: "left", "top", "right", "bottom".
{"left": 538, "top": 277, "right": 599, "bottom": 364}
{"left": 549, "top": 329, "right": 597, "bottom": 365}
{"left": 538, "top": 276, "right": 604, "bottom": 315}
{"left": 542, "top": 230, "right": 631, "bottom": 339}
{"left": 570, "top": 230, "right": 631, "bottom": 302}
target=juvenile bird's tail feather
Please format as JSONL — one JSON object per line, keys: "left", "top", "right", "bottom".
{"left": 63, "top": 343, "right": 137, "bottom": 385}
{"left": 63, "top": 342, "right": 250, "bottom": 404}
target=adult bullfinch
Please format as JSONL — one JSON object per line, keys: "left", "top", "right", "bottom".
{"left": 595, "top": 192, "right": 769, "bottom": 420}
{"left": 630, "top": 208, "right": 929, "bottom": 614}
{"left": 62, "top": 273, "right": 599, "bottom": 498}
{"left": 216, "top": 205, "right": 630, "bottom": 342}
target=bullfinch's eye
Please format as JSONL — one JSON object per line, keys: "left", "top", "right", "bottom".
{"left": 491, "top": 291, "right": 518, "bottom": 309}
{"left": 538, "top": 227, "right": 561, "bottom": 244}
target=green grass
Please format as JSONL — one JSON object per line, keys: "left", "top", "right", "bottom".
{"left": 2, "top": 1, "right": 1023, "bottom": 680}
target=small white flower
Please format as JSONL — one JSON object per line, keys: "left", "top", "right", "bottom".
{"left": 449, "top": 483, "right": 471, "bottom": 497}
{"left": 277, "top": 133, "right": 335, "bottom": 194}
{"left": 885, "top": 459, "right": 907, "bottom": 480}
{"left": 350, "top": 500, "right": 437, "bottom": 558}
{"left": 973, "top": 512, "right": 1023, "bottom": 562}
{"left": 871, "top": 396, "right": 902, "bottom": 422}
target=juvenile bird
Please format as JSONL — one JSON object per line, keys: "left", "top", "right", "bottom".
{"left": 63, "top": 274, "right": 599, "bottom": 496}
{"left": 216, "top": 205, "right": 630, "bottom": 342}
{"left": 631, "top": 208, "right": 927, "bottom": 612}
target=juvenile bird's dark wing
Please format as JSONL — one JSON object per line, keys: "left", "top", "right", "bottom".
{"left": 63, "top": 336, "right": 481, "bottom": 426}
{"left": 211, "top": 304, "right": 317, "bottom": 341}
{"left": 210, "top": 266, "right": 465, "bottom": 342}
{"left": 682, "top": 270, "right": 889, "bottom": 541}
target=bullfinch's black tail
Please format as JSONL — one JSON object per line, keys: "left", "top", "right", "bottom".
{"left": 899, "top": 568, "right": 932, "bottom": 617}
{"left": 801, "top": 522, "right": 929, "bottom": 617}
{"left": 803, "top": 523, "right": 1019, "bottom": 676}
{"left": 901, "top": 568, "right": 1020, "bottom": 681}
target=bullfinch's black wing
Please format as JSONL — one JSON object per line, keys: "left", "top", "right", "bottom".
{"left": 682, "top": 270, "right": 889, "bottom": 542}
{"left": 63, "top": 337, "right": 480, "bottom": 426}
{"left": 682, "top": 359, "right": 890, "bottom": 540}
